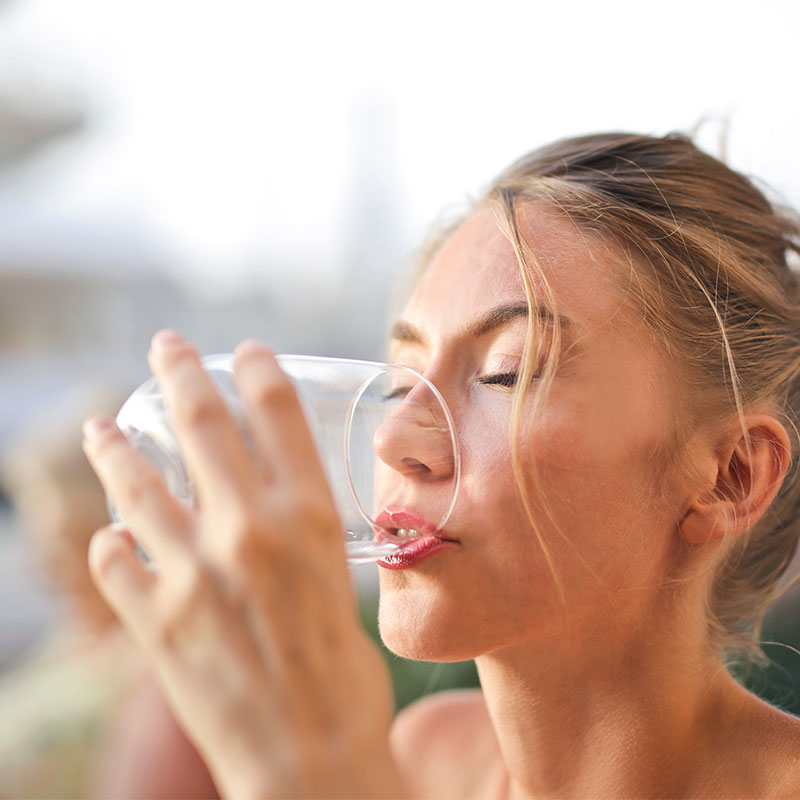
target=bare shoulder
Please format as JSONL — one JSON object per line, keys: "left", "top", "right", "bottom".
{"left": 391, "top": 689, "right": 506, "bottom": 799}
{"left": 713, "top": 693, "right": 800, "bottom": 799}
{"left": 757, "top": 707, "right": 800, "bottom": 798}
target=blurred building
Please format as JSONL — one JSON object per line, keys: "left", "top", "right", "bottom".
{"left": 0, "top": 13, "right": 408, "bottom": 668}
{"left": 335, "top": 97, "right": 409, "bottom": 358}
{"left": 0, "top": 65, "right": 84, "bottom": 168}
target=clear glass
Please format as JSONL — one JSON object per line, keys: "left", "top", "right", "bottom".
{"left": 109, "top": 355, "right": 461, "bottom": 564}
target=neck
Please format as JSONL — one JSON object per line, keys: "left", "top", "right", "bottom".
{"left": 475, "top": 592, "right": 740, "bottom": 799}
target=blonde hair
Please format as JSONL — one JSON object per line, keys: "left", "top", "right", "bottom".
{"left": 413, "top": 132, "right": 800, "bottom": 662}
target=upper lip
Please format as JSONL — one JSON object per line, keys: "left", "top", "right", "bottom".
{"left": 373, "top": 508, "right": 458, "bottom": 543}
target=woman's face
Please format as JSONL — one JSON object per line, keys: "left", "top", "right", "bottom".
{"left": 377, "top": 205, "right": 693, "bottom": 661}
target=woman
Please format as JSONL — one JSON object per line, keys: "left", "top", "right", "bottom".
{"left": 83, "top": 133, "right": 800, "bottom": 798}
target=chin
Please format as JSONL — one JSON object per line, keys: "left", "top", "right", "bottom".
{"left": 377, "top": 568, "right": 562, "bottom": 662}
{"left": 379, "top": 622, "right": 482, "bottom": 662}
{"left": 377, "top": 587, "right": 493, "bottom": 662}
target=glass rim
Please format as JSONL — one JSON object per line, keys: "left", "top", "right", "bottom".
{"left": 202, "top": 353, "right": 462, "bottom": 536}
{"left": 342, "top": 361, "right": 461, "bottom": 535}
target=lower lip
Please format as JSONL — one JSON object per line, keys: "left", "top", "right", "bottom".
{"left": 376, "top": 535, "right": 456, "bottom": 569}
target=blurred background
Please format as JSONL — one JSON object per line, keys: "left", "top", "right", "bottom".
{"left": 1, "top": 0, "right": 800, "bottom": 796}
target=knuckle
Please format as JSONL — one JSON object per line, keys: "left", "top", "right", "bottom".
{"left": 299, "top": 495, "right": 340, "bottom": 534}
{"left": 154, "top": 563, "right": 206, "bottom": 646}
{"left": 220, "top": 513, "right": 283, "bottom": 567}
{"left": 266, "top": 486, "right": 298, "bottom": 517}
{"left": 87, "top": 528, "right": 123, "bottom": 582}
{"left": 180, "top": 393, "right": 225, "bottom": 429}
{"left": 122, "top": 469, "right": 164, "bottom": 507}
{"left": 251, "top": 373, "right": 297, "bottom": 411}
{"left": 261, "top": 489, "right": 340, "bottom": 541}
{"left": 219, "top": 523, "right": 260, "bottom": 566}
{"left": 227, "top": 502, "right": 270, "bottom": 539}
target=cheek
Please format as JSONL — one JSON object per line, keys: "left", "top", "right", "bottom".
{"left": 458, "top": 391, "right": 516, "bottom": 472}
{"left": 523, "top": 394, "right": 678, "bottom": 579}
{"left": 455, "top": 405, "right": 527, "bottom": 531}
{"left": 529, "top": 367, "right": 668, "bottom": 487}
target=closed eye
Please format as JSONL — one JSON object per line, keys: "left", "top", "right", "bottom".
{"left": 478, "top": 372, "right": 519, "bottom": 388}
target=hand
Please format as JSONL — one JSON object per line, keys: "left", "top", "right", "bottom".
{"left": 83, "top": 331, "right": 405, "bottom": 800}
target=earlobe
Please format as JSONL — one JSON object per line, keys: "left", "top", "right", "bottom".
{"left": 678, "top": 414, "right": 791, "bottom": 545}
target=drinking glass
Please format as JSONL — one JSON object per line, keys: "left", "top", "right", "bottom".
{"left": 108, "top": 354, "right": 461, "bottom": 564}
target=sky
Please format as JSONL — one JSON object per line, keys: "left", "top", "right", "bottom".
{"left": 0, "top": 0, "right": 798, "bottom": 291}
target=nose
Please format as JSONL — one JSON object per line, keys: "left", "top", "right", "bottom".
{"left": 372, "top": 380, "right": 456, "bottom": 481}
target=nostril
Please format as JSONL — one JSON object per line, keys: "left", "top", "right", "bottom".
{"left": 401, "top": 457, "right": 431, "bottom": 476}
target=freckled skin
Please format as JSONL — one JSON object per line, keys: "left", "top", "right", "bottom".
{"left": 383, "top": 207, "right": 800, "bottom": 800}
{"left": 378, "top": 206, "right": 685, "bottom": 661}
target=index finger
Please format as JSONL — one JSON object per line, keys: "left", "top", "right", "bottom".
{"left": 233, "top": 341, "right": 330, "bottom": 492}
{"left": 148, "top": 330, "right": 258, "bottom": 511}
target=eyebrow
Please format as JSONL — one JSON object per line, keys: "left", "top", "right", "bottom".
{"left": 390, "top": 302, "right": 569, "bottom": 346}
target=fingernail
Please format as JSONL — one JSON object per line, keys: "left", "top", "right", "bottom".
{"left": 235, "top": 339, "right": 273, "bottom": 358}
{"left": 83, "top": 416, "right": 115, "bottom": 438}
{"left": 151, "top": 329, "right": 184, "bottom": 352}
{"left": 109, "top": 522, "right": 135, "bottom": 545}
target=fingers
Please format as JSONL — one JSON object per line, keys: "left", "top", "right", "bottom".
{"left": 82, "top": 417, "right": 193, "bottom": 566}
{"left": 148, "top": 331, "right": 258, "bottom": 510}
{"left": 88, "top": 523, "right": 157, "bottom": 636}
{"left": 232, "top": 340, "right": 329, "bottom": 491}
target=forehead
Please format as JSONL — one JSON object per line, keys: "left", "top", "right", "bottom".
{"left": 402, "top": 205, "right": 628, "bottom": 334}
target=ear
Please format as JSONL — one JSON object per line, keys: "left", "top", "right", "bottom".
{"left": 680, "top": 414, "right": 792, "bottom": 544}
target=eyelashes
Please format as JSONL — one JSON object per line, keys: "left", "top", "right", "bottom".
{"left": 479, "top": 367, "right": 547, "bottom": 389}
{"left": 382, "top": 373, "right": 519, "bottom": 400}
{"left": 478, "top": 371, "right": 519, "bottom": 388}
{"left": 382, "top": 369, "right": 536, "bottom": 401}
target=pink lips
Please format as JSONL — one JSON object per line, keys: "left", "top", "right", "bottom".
{"left": 373, "top": 508, "right": 458, "bottom": 569}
